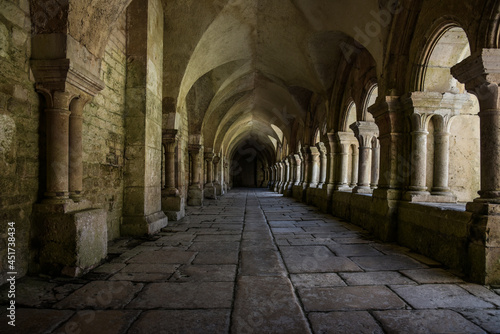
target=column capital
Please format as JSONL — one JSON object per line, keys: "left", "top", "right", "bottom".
{"left": 188, "top": 144, "right": 202, "bottom": 154}
{"left": 451, "top": 49, "right": 500, "bottom": 92}
{"left": 204, "top": 152, "right": 214, "bottom": 161}
{"left": 349, "top": 121, "right": 379, "bottom": 147}
{"left": 163, "top": 129, "right": 178, "bottom": 142}
{"left": 213, "top": 156, "right": 221, "bottom": 165}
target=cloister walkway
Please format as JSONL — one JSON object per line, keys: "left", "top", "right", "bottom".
{"left": 2, "top": 189, "right": 500, "bottom": 333}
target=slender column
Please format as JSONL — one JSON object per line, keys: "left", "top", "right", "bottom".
{"left": 68, "top": 96, "right": 88, "bottom": 202}
{"left": 409, "top": 127, "right": 428, "bottom": 192}
{"left": 308, "top": 146, "right": 320, "bottom": 188}
{"left": 40, "top": 90, "right": 74, "bottom": 202}
{"left": 336, "top": 132, "right": 355, "bottom": 190}
{"left": 204, "top": 152, "right": 214, "bottom": 186}
{"left": 327, "top": 133, "right": 336, "bottom": 187}
{"left": 370, "top": 138, "right": 380, "bottom": 189}
{"left": 432, "top": 131, "right": 452, "bottom": 195}
{"left": 163, "top": 129, "right": 179, "bottom": 196}
{"left": 300, "top": 147, "right": 310, "bottom": 189}
{"left": 213, "top": 156, "right": 221, "bottom": 185}
{"left": 351, "top": 121, "right": 379, "bottom": 193}
{"left": 317, "top": 142, "right": 327, "bottom": 188}
{"left": 224, "top": 162, "right": 229, "bottom": 191}
{"left": 294, "top": 154, "right": 302, "bottom": 186}
{"left": 189, "top": 145, "right": 202, "bottom": 187}
{"left": 350, "top": 148, "right": 359, "bottom": 188}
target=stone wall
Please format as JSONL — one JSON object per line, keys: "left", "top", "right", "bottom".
{"left": 82, "top": 13, "right": 127, "bottom": 241}
{"left": 0, "top": 0, "right": 38, "bottom": 285}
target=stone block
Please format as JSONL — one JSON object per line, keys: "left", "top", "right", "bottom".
{"left": 33, "top": 203, "right": 107, "bottom": 277}
{"left": 121, "top": 211, "right": 168, "bottom": 236}
{"left": 188, "top": 186, "right": 203, "bottom": 206}
{"left": 162, "top": 195, "right": 185, "bottom": 221}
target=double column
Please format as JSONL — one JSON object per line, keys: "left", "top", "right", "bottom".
{"left": 162, "top": 129, "right": 179, "bottom": 197}
{"left": 188, "top": 144, "right": 203, "bottom": 206}
{"left": 350, "top": 121, "right": 379, "bottom": 194}
{"left": 335, "top": 132, "right": 357, "bottom": 191}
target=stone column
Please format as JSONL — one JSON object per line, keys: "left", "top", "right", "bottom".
{"left": 408, "top": 114, "right": 429, "bottom": 194}
{"left": 162, "top": 129, "right": 179, "bottom": 197}
{"left": 370, "top": 138, "right": 380, "bottom": 189}
{"left": 452, "top": 49, "right": 500, "bottom": 284}
{"left": 224, "top": 161, "right": 229, "bottom": 192}
{"left": 43, "top": 91, "right": 73, "bottom": 202}
{"left": 432, "top": 130, "right": 452, "bottom": 195}
{"left": 284, "top": 157, "right": 293, "bottom": 195}
{"left": 213, "top": 156, "right": 223, "bottom": 196}
{"left": 307, "top": 146, "right": 319, "bottom": 188}
{"left": 162, "top": 130, "right": 185, "bottom": 220}
{"left": 317, "top": 142, "right": 328, "bottom": 188}
{"left": 68, "top": 96, "right": 88, "bottom": 202}
{"left": 294, "top": 154, "right": 302, "bottom": 186}
{"left": 204, "top": 152, "right": 216, "bottom": 199}
{"left": 350, "top": 148, "right": 359, "bottom": 188}
{"left": 188, "top": 144, "right": 203, "bottom": 205}
{"left": 351, "top": 121, "right": 379, "bottom": 194}
{"left": 327, "top": 133, "right": 337, "bottom": 188}
{"left": 335, "top": 132, "right": 353, "bottom": 190}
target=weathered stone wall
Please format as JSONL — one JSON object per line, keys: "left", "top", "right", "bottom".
{"left": 82, "top": 12, "right": 127, "bottom": 241}
{"left": 0, "top": 0, "right": 38, "bottom": 285}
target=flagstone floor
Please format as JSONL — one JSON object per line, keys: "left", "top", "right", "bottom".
{"left": 1, "top": 188, "right": 500, "bottom": 333}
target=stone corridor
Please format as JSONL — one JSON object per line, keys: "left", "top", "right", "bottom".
{"left": 2, "top": 189, "right": 500, "bottom": 334}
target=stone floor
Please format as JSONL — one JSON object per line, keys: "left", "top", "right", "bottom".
{"left": 2, "top": 188, "right": 500, "bottom": 334}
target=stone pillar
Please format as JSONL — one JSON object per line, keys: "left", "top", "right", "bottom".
{"left": 351, "top": 121, "right": 379, "bottom": 194}
{"left": 161, "top": 130, "right": 184, "bottom": 221}
{"left": 335, "top": 132, "right": 353, "bottom": 191}
{"left": 432, "top": 130, "right": 452, "bottom": 195}
{"left": 350, "top": 148, "right": 359, "bottom": 188}
{"left": 204, "top": 152, "right": 216, "bottom": 199}
{"left": 284, "top": 157, "right": 293, "bottom": 196}
{"left": 213, "top": 156, "right": 223, "bottom": 196}
{"left": 224, "top": 161, "right": 229, "bottom": 192}
{"left": 370, "top": 138, "right": 380, "bottom": 189}
{"left": 294, "top": 154, "right": 302, "bottom": 186}
{"left": 317, "top": 142, "right": 328, "bottom": 188}
{"left": 43, "top": 91, "right": 73, "bottom": 202}
{"left": 188, "top": 144, "right": 203, "bottom": 205}
{"left": 309, "top": 146, "right": 320, "bottom": 188}
{"left": 452, "top": 49, "right": 500, "bottom": 284}
{"left": 69, "top": 97, "right": 88, "bottom": 202}
{"left": 409, "top": 115, "right": 429, "bottom": 194}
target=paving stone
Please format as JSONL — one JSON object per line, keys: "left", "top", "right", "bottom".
{"left": 290, "top": 273, "right": 346, "bottom": 288}
{"left": 119, "top": 263, "right": 179, "bottom": 273}
{"left": 351, "top": 255, "right": 427, "bottom": 271}
{"left": 280, "top": 246, "right": 361, "bottom": 273}
{"left": 0, "top": 277, "right": 58, "bottom": 307}
{"left": 308, "top": 311, "right": 384, "bottom": 334}
{"left": 128, "top": 310, "right": 231, "bottom": 334}
{"left": 170, "top": 265, "right": 237, "bottom": 282}
{"left": 287, "top": 238, "right": 337, "bottom": 246}
{"left": 109, "top": 272, "right": 172, "bottom": 282}
{"left": 93, "top": 263, "right": 127, "bottom": 274}
{"left": 127, "top": 250, "right": 197, "bottom": 264}
{"left": 53, "top": 310, "right": 141, "bottom": 334}
{"left": 1, "top": 309, "right": 74, "bottom": 334}
{"left": 331, "top": 237, "right": 372, "bottom": 244}
{"left": 400, "top": 268, "right": 465, "bottom": 284}
{"left": 195, "top": 234, "right": 241, "bottom": 242}
{"left": 271, "top": 227, "right": 305, "bottom": 233}
{"left": 240, "top": 248, "right": 287, "bottom": 276}
{"left": 373, "top": 310, "right": 487, "bottom": 334}
{"left": 192, "top": 250, "right": 239, "bottom": 264}
{"left": 460, "top": 309, "right": 500, "bottom": 333}
{"left": 302, "top": 226, "right": 349, "bottom": 233}
{"left": 459, "top": 283, "right": 500, "bottom": 307}
{"left": 54, "top": 281, "right": 144, "bottom": 309}
{"left": 328, "top": 244, "right": 382, "bottom": 257}
{"left": 188, "top": 241, "right": 240, "bottom": 252}
{"left": 126, "top": 282, "right": 234, "bottom": 309}
{"left": 232, "top": 276, "right": 311, "bottom": 334}
{"left": 340, "top": 271, "right": 416, "bottom": 286}
{"left": 391, "top": 284, "right": 495, "bottom": 309}
{"left": 53, "top": 283, "right": 86, "bottom": 301}
{"left": 298, "top": 286, "right": 407, "bottom": 311}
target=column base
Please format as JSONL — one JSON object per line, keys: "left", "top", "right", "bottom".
{"left": 353, "top": 186, "right": 373, "bottom": 194}
{"left": 32, "top": 200, "right": 107, "bottom": 277}
{"left": 335, "top": 184, "right": 352, "bottom": 192}
{"left": 214, "top": 182, "right": 223, "bottom": 196}
{"left": 162, "top": 193, "right": 185, "bottom": 221}
{"left": 121, "top": 211, "right": 168, "bottom": 236}
{"left": 204, "top": 184, "right": 217, "bottom": 199}
{"left": 188, "top": 185, "right": 204, "bottom": 206}
{"left": 465, "top": 202, "right": 500, "bottom": 285}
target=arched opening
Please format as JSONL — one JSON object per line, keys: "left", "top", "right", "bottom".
{"left": 420, "top": 26, "right": 480, "bottom": 202}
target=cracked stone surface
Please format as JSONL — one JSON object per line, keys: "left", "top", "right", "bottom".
{"left": 1, "top": 189, "right": 499, "bottom": 333}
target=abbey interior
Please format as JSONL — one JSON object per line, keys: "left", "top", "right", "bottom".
{"left": 1, "top": 0, "right": 500, "bottom": 332}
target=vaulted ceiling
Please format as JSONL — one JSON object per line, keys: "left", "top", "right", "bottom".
{"left": 161, "top": 0, "right": 389, "bottom": 165}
